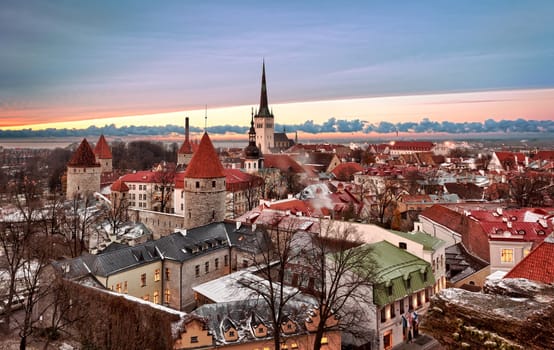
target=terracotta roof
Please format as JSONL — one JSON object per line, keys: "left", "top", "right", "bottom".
{"left": 68, "top": 139, "right": 100, "bottom": 167}
{"left": 184, "top": 133, "right": 225, "bottom": 179}
{"left": 111, "top": 179, "right": 129, "bottom": 192}
{"left": 420, "top": 205, "right": 465, "bottom": 233}
{"left": 331, "top": 162, "right": 363, "bottom": 181}
{"left": 120, "top": 170, "right": 159, "bottom": 183}
{"left": 504, "top": 236, "right": 554, "bottom": 284}
{"left": 444, "top": 182, "right": 484, "bottom": 200}
{"left": 93, "top": 134, "right": 112, "bottom": 159}
{"left": 533, "top": 150, "right": 554, "bottom": 161}
{"left": 224, "top": 169, "right": 263, "bottom": 191}
{"left": 178, "top": 139, "right": 194, "bottom": 154}
{"left": 494, "top": 151, "right": 526, "bottom": 164}
{"left": 264, "top": 154, "right": 305, "bottom": 174}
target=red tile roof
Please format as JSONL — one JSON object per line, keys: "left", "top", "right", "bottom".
{"left": 224, "top": 169, "right": 263, "bottom": 191}
{"left": 420, "top": 205, "right": 466, "bottom": 233}
{"left": 178, "top": 139, "right": 194, "bottom": 154}
{"left": 331, "top": 162, "right": 363, "bottom": 181}
{"left": 533, "top": 150, "right": 554, "bottom": 161}
{"left": 111, "top": 179, "right": 129, "bottom": 192}
{"left": 120, "top": 170, "right": 158, "bottom": 183}
{"left": 93, "top": 134, "right": 112, "bottom": 159}
{"left": 264, "top": 154, "right": 305, "bottom": 174}
{"left": 494, "top": 151, "right": 526, "bottom": 164}
{"left": 504, "top": 236, "right": 554, "bottom": 284}
{"left": 184, "top": 133, "right": 225, "bottom": 179}
{"left": 68, "top": 139, "right": 100, "bottom": 167}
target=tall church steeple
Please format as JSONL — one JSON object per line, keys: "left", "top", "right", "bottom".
{"left": 254, "top": 61, "right": 275, "bottom": 154}
{"left": 258, "top": 61, "right": 272, "bottom": 118}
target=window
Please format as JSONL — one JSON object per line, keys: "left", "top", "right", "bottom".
{"left": 399, "top": 298, "right": 405, "bottom": 314}
{"left": 215, "top": 258, "right": 219, "bottom": 269}
{"left": 195, "top": 265, "right": 200, "bottom": 277}
{"left": 205, "top": 261, "right": 209, "bottom": 274}
{"left": 406, "top": 276, "right": 411, "bottom": 289}
{"left": 229, "top": 331, "right": 235, "bottom": 337}
{"left": 153, "top": 291, "right": 159, "bottom": 304}
{"left": 242, "top": 259, "right": 249, "bottom": 268}
{"left": 212, "top": 180, "right": 216, "bottom": 188}
{"left": 258, "top": 327, "right": 264, "bottom": 334}
{"left": 190, "top": 336, "right": 198, "bottom": 343}
{"left": 390, "top": 303, "right": 396, "bottom": 318}
{"left": 124, "top": 281, "right": 128, "bottom": 294}
{"left": 291, "top": 343, "right": 298, "bottom": 349}
{"left": 165, "top": 288, "right": 171, "bottom": 304}
{"left": 501, "top": 248, "right": 514, "bottom": 263}
{"left": 321, "top": 337, "right": 328, "bottom": 345}
{"left": 154, "top": 269, "right": 161, "bottom": 282}
{"left": 423, "top": 271, "right": 428, "bottom": 282}
{"left": 383, "top": 331, "right": 393, "bottom": 350}
{"left": 165, "top": 268, "right": 170, "bottom": 281}
{"left": 141, "top": 273, "right": 146, "bottom": 287}
{"left": 196, "top": 181, "right": 200, "bottom": 188}
{"left": 387, "top": 285, "right": 393, "bottom": 296}
{"left": 116, "top": 283, "right": 122, "bottom": 293}
{"left": 143, "top": 294, "right": 149, "bottom": 301}
{"left": 380, "top": 307, "right": 386, "bottom": 323}
{"left": 224, "top": 255, "right": 229, "bottom": 267}
{"left": 399, "top": 242, "right": 407, "bottom": 249}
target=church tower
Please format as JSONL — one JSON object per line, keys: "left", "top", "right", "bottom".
{"left": 178, "top": 117, "right": 194, "bottom": 166}
{"left": 93, "top": 134, "right": 112, "bottom": 173}
{"left": 254, "top": 61, "right": 274, "bottom": 154}
{"left": 66, "top": 138, "right": 101, "bottom": 200}
{"left": 183, "top": 132, "right": 226, "bottom": 229}
{"left": 244, "top": 111, "right": 263, "bottom": 173}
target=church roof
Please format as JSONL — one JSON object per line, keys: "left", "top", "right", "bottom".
{"left": 111, "top": 179, "right": 129, "bottom": 192}
{"left": 93, "top": 134, "right": 112, "bottom": 159}
{"left": 255, "top": 61, "right": 273, "bottom": 119}
{"left": 178, "top": 139, "right": 194, "bottom": 154}
{"left": 68, "top": 138, "right": 100, "bottom": 167}
{"left": 184, "top": 133, "right": 225, "bottom": 179}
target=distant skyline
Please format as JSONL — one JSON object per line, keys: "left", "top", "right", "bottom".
{"left": 1, "top": 1, "right": 553, "bottom": 130}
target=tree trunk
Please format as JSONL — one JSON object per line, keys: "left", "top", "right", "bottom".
{"left": 19, "top": 335, "right": 26, "bottom": 350}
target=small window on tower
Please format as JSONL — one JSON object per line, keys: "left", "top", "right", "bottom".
{"left": 196, "top": 181, "right": 200, "bottom": 188}
{"left": 212, "top": 180, "right": 216, "bottom": 188}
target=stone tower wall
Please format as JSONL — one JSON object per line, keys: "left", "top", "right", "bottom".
{"left": 183, "top": 177, "right": 226, "bottom": 229}
{"left": 178, "top": 153, "right": 193, "bottom": 167}
{"left": 66, "top": 166, "right": 101, "bottom": 200}
{"left": 96, "top": 156, "right": 113, "bottom": 173}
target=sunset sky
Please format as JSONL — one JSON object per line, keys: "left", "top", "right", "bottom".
{"left": 1, "top": 1, "right": 553, "bottom": 130}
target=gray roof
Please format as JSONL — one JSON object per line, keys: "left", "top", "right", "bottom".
{"left": 56, "top": 221, "right": 270, "bottom": 278}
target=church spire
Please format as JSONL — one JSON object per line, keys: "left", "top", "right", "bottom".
{"left": 257, "top": 60, "right": 272, "bottom": 118}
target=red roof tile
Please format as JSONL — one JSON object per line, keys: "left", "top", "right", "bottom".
{"left": 68, "top": 139, "right": 100, "bottom": 167}
{"left": 331, "top": 162, "right": 363, "bottom": 181}
{"left": 120, "top": 170, "right": 158, "bottom": 183}
{"left": 504, "top": 236, "right": 554, "bottom": 283}
{"left": 111, "top": 179, "right": 129, "bottom": 192}
{"left": 178, "top": 139, "right": 194, "bottom": 154}
{"left": 93, "top": 134, "right": 112, "bottom": 159}
{"left": 264, "top": 154, "right": 305, "bottom": 174}
{"left": 184, "top": 133, "right": 225, "bottom": 179}
{"left": 224, "top": 169, "right": 263, "bottom": 191}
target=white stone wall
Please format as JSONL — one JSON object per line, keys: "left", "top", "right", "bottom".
{"left": 255, "top": 116, "right": 274, "bottom": 154}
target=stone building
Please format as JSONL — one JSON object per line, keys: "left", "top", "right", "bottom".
{"left": 254, "top": 62, "right": 274, "bottom": 155}
{"left": 66, "top": 138, "right": 101, "bottom": 200}
{"left": 183, "top": 132, "right": 226, "bottom": 229}
{"left": 178, "top": 117, "right": 195, "bottom": 167}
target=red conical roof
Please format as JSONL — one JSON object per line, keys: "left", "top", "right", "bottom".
{"left": 184, "top": 133, "right": 225, "bottom": 179}
{"left": 178, "top": 139, "right": 193, "bottom": 154}
{"left": 111, "top": 179, "right": 129, "bottom": 192}
{"left": 68, "top": 139, "right": 100, "bottom": 167}
{"left": 94, "top": 134, "right": 112, "bottom": 159}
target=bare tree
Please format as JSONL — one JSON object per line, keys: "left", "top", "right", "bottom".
{"left": 508, "top": 172, "right": 552, "bottom": 207}
{"left": 57, "top": 195, "right": 101, "bottom": 257}
{"left": 150, "top": 163, "right": 176, "bottom": 213}
{"left": 288, "top": 221, "right": 377, "bottom": 350}
{"left": 237, "top": 221, "right": 300, "bottom": 350}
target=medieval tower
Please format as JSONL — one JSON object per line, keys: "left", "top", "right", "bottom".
{"left": 254, "top": 62, "right": 274, "bottom": 154}
{"left": 178, "top": 117, "right": 194, "bottom": 166}
{"left": 183, "top": 132, "right": 226, "bottom": 229}
{"left": 93, "top": 134, "right": 113, "bottom": 173}
{"left": 66, "top": 138, "right": 101, "bottom": 200}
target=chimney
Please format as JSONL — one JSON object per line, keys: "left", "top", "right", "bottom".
{"left": 185, "top": 117, "right": 190, "bottom": 143}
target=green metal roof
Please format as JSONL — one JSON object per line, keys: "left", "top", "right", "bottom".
{"left": 388, "top": 230, "right": 446, "bottom": 252}
{"left": 365, "top": 240, "right": 435, "bottom": 306}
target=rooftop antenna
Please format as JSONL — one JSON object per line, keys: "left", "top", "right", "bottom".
{"left": 204, "top": 104, "right": 208, "bottom": 132}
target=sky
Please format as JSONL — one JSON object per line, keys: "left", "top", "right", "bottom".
{"left": 1, "top": 1, "right": 553, "bottom": 130}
